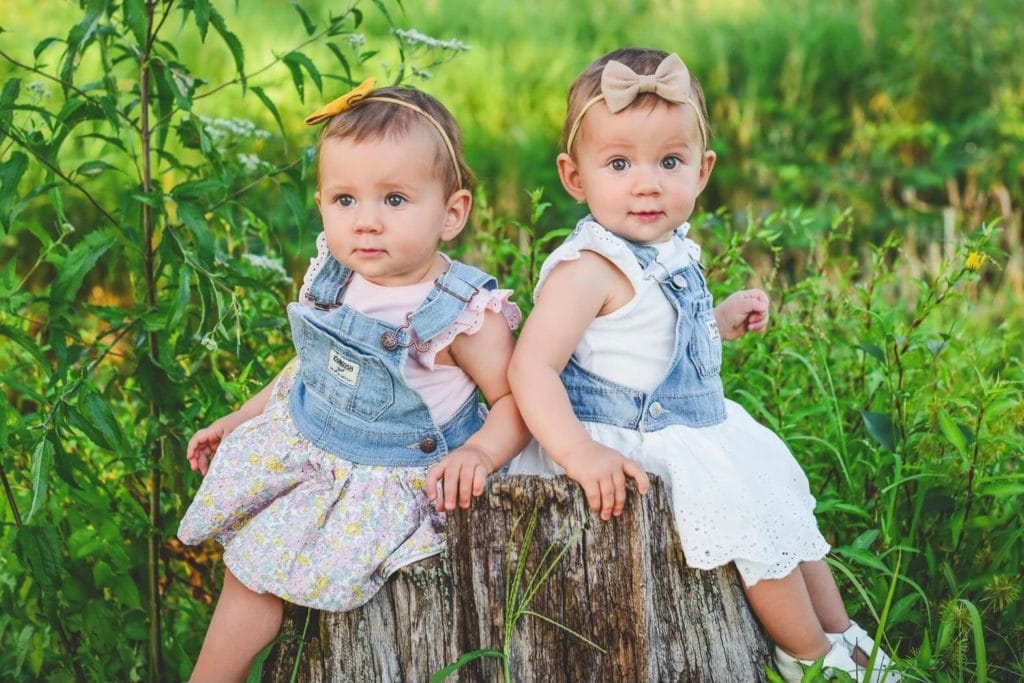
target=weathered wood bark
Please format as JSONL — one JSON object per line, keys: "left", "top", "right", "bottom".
{"left": 264, "top": 475, "right": 772, "bottom": 682}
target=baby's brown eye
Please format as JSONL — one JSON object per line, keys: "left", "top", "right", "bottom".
{"left": 610, "top": 158, "right": 628, "bottom": 171}
{"left": 661, "top": 156, "right": 681, "bottom": 169}
{"left": 385, "top": 194, "right": 406, "bottom": 207}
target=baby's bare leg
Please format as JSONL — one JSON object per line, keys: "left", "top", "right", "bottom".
{"left": 800, "top": 560, "right": 851, "bottom": 632}
{"left": 743, "top": 566, "right": 831, "bottom": 659}
{"left": 190, "top": 568, "right": 284, "bottom": 683}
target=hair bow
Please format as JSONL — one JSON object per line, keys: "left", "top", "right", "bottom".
{"left": 304, "top": 78, "right": 377, "bottom": 125}
{"left": 600, "top": 53, "right": 692, "bottom": 113}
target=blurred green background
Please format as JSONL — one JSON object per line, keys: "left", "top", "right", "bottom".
{"left": 1, "top": 1, "right": 1022, "bottom": 680}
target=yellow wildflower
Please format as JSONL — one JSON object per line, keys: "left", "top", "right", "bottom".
{"left": 965, "top": 252, "right": 986, "bottom": 271}
{"left": 410, "top": 478, "right": 425, "bottom": 490}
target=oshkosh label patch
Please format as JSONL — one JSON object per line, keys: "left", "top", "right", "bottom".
{"left": 705, "top": 319, "right": 721, "bottom": 343}
{"left": 328, "top": 350, "right": 360, "bottom": 385}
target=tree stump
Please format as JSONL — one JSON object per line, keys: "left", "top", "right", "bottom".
{"left": 263, "top": 475, "right": 772, "bottom": 682}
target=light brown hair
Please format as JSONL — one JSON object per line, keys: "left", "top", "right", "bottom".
{"left": 319, "top": 86, "right": 474, "bottom": 196}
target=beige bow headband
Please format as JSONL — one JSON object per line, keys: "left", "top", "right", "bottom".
{"left": 305, "top": 78, "right": 463, "bottom": 189}
{"left": 565, "top": 53, "right": 708, "bottom": 155}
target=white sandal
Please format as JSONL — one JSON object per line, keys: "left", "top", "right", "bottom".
{"left": 827, "top": 621, "right": 900, "bottom": 682}
{"left": 774, "top": 641, "right": 862, "bottom": 682}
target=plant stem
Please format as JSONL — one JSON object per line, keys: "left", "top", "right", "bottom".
{"left": 141, "top": 2, "right": 163, "bottom": 679}
{"left": 0, "top": 459, "right": 23, "bottom": 528}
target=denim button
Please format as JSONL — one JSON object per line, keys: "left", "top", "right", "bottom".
{"left": 649, "top": 402, "right": 664, "bottom": 418}
{"left": 419, "top": 437, "right": 437, "bottom": 453}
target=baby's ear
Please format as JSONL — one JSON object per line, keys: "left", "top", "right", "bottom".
{"left": 440, "top": 189, "right": 473, "bottom": 241}
{"left": 556, "top": 153, "right": 586, "bottom": 202}
{"left": 697, "top": 150, "right": 717, "bottom": 192}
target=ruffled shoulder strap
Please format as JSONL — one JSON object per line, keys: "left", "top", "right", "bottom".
{"left": 419, "top": 287, "right": 522, "bottom": 370}
{"left": 534, "top": 217, "right": 645, "bottom": 301}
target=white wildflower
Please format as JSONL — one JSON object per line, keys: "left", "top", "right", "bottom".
{"left": 200, "top": 335, "right": 219, "bottom": 351}
{"left": 26, "top": 81, "right": 50, "bottom": 99}
{"left": 236, "top": 153, "right": 262, "bottom": 174}
{"left": 242, "top": 253, "right": 291, "bottom": 281}
{"left": 347, "top": 33, "right": 366, "bottom": 47}
{"left": 393, "top": 28, "right": 470, "bottom": 53}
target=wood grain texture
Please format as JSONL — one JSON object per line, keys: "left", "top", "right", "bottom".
{"left": 264, "top": 475, "right": 772, "bottom": 682}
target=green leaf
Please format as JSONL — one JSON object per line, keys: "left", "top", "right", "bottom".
{"left": 193, "top": 0, "right": 211, "bottom": 40}
{"left": 1, "top": 78, "right": 20, "bottom": 128}
{"left": 48, "top": 228, "right": 116, "bottom": 310}
{"left": 60, "top": 0, "right": 105, "bottom": 85}
{"left": 92, "top": 560, "right": 115, "bottom": 589}
{"left": 430, "top": 649, "right": 504, "bottom": 682}
{"left": 209, "top": 7, "right": 246, "bottom": 92}
{"left": 74, "top": 159, "right": 118, "bottom": 178}
{"left": 325, "top": 43, "right": 353, "bottom": 82}
{"left": 15, "top": 524, "right": 64, "bottom": 619}
{"left": 177, "top": 200, "right": 214, "bottom": 257}
{"left": 290, "top": 1, "right": 316, "bottom": 35}
{"left": 250, "top": 86, "right": 286, "bottom": 140}
{"left": 832, "top": 545, "right": 889, "bottom": 572}
{"left": 122, "top": 0, "right": 147, "bottom": 47}
{"left": 937, "top": 411, "right": 967, "bottom": 456}
{"left": 856, "top": 342, "right": 885, "bottom": 362}
{"left": 33, "top": 37, "right": 62, "bottom": 60}
{"left": 77, "top": 388, "right": 126, "bottom": 452}
{"left": 861, "top": 410, "right": 896, "bottom": 452}
{"left": 0, "top": 150, "right": 28, "bottom": 232}
{"left": 282, "top": 53, "right": 306, "bottom": 99}
{"left": 169, "top": 264, "right": 192, "bottom": 329}
{"left": 27, "top": 438, "right": 54, "bottom": 524}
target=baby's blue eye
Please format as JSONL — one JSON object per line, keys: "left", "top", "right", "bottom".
{"left": 661, "top": 156, "right": 681, "bottom": 170}
{"left": 385, "top": 193, "right": 406, "bottom": 207}
{"left": 336, "top": 195, "right": 354, "bottom": 207}
{"left": 609, "top": 158, "right": 629, "bottom": 171}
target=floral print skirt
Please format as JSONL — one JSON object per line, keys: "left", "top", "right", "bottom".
{"left": 177, "top": 360, "right": 445, "bottom": 611}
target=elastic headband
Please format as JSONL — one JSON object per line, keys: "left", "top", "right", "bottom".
{"left": 305, "top": 78, "right": 463, "bottom": 190}
{"left": 565, "top": 53, "right": 708, "bottom": 155}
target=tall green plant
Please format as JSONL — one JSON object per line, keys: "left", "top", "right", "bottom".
{"left": 0, "top": 1, "right": 472, "bottom": 678}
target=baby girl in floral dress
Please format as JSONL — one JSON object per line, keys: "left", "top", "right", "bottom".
{"left": 178, "top": 81, "right": 529, "bottom": 682}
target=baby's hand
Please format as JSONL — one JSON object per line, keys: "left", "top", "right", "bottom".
{"left": 715, "top": 289, "right": 770, "bottom": 341}
{"left": 562, "top": 441, "right": 650, "bottom": 521}
{"left": 425, "top": 444, "right": 496, "bottom": 512}
{"left": 186, "top": 412, "right": 250, "bottom": 476}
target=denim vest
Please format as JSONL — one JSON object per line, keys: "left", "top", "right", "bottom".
{"left": 560, "top": 223, "right": 727, "bottom": 430}
{"left": 287, "top": 254, "right": 496, "bottom": 466}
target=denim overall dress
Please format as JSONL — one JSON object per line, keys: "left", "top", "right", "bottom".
{"left": 511, "top": 219, "right": 831, "bottom": 585}
{"left": 287, "top": 254, "right": 496, "bottom": 466}
{"left": 560, "top": 226, "right": 728, "bottom": 431}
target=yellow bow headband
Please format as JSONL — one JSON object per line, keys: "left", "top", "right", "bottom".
{"left": 305, "top": 78, "right": 463, "bottom": 190}
{"left": 565, "top": 53, "right": 709, "bottom": 155}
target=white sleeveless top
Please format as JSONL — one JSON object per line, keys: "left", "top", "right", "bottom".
{"left": 534, "top": 219, "right": 702, "bottom": 392}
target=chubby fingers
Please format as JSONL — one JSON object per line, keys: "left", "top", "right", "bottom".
{"left": 623, "top": 459, "right": 651, "bottom": 495}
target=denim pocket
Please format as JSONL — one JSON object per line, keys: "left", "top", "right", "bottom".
{"left": 297, "top": 323, "right": 395, "bottom": 422}
{"left": 687, "top": 295, "right": 723, "bottom": 378}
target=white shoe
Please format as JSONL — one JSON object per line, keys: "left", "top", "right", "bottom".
{"left": 774, "top": 641, "right": 862, "bottom": 682}
{"left": 827, "top": 621, "right": 900, "bottom": 682}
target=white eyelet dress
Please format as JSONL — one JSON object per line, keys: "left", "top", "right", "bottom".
{"left": 510, "top": 220, "right": 830, "bottom": 586}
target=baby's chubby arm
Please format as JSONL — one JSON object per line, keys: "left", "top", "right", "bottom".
{"left": 714, "top": 288, "right": 770, "bottom": 341}
{"left": 508, "top": 252, "right": 651, "bottom": 521}
{"left": 186, "top": 373, "right": 277, "bottom": 476}
{"left": 425, "top": 310, "right": 531, "bottom": 512}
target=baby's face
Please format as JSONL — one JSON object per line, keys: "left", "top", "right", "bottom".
{"left": 560, "top": 100, "right": 715, "bottom": 244}
{"left": 315, "top": 129, "right": 462, "bottom": 286}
